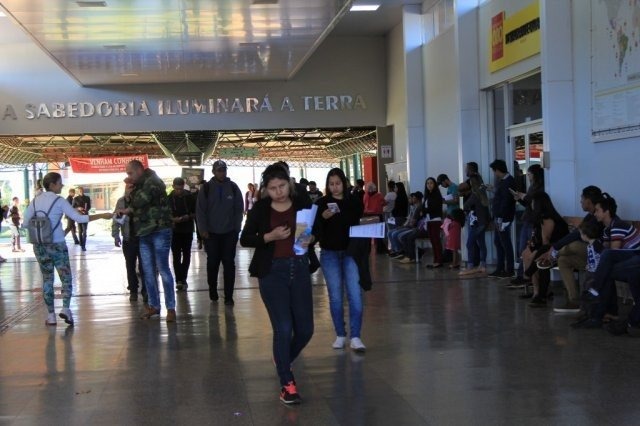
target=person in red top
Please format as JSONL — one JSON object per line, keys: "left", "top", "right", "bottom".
{"left": 363, "top": 182, "right": 387, "bottom": 254}
{"left": 363, "top": 182, "right": 384, "bottom": 216}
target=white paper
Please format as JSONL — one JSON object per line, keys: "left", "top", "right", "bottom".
{"left": 293, "top": 205, "right": 318, "bottom": 255}
{"left": 349, "top": 222, "right": 386, "bottom": 239}
{"left": 295, "top": 204, "right": 318, "bottom": 232}
{"left": 444, "top": 194, "right": 454, "bottom": 201}
{"left": 386, "top": 217, "right": 396, "bottom": 225}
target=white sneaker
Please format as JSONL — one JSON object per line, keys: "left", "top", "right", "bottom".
{"left": 332, "top": 336, "right": 346, "bottom": 349}
{"left": 45, "top": 313, "right": 57, "bottom": 326}
{"left": 59, "top": 307, "right": 74, "bottom": 326}
{"left": 350, "top": 337, "right": 366, "bottom": 352}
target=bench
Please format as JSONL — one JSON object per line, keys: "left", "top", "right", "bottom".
{"left": 415, "top": 238, "right": 432, "bottom": 263}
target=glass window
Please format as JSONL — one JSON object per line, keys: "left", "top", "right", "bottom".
{"left": 510, "top": 73, "right": 542, "bottom": 125}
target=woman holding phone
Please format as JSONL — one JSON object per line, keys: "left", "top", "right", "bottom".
{"left": 240, "top": 163, "right": 313, "bottom": 405}
{"left": 313, "top": 168, "right": 366, "bottom": 352}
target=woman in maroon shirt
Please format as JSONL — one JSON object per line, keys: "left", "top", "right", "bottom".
{"left": 240, "top": 164, "right": 313, "bottom": 405}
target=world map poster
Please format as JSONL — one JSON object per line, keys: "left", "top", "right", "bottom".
{"left": 591, "top": 0, "right": 640, "bottom": 141}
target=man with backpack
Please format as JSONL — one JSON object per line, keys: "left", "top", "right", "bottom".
{"left": 196, "top": 160, "right": 244, "bottom": 305}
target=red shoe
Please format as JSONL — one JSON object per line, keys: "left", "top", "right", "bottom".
{"left": 279, "top": 381, "right": 301, "bottom": 405}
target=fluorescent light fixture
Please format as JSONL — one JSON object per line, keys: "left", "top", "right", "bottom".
{"left": 76, "top": 1, "right": 107, "bottom": 7}
{"left": 350, "top": 4, "right": 380, "bottom": 11}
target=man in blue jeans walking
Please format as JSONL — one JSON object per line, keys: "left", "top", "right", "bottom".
{"left": 196, "top": 160, "right": 244, "bottom": 305}
{"left": 119, "top": 160, "right": 176, "bottom": 322}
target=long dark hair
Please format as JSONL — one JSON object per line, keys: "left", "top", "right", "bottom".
{"left": 596, "top": 193, "right": 617, "bottom": 217}
{"left": 527, "top": 164, "right": 545, "bottom": 191}
{"left": 530, "top": 192, "right": 562, "bottom": 224}
{"left": 324, "top": 168, "right": 349, "bottom": 198}
{"left": 423, "top": 177, "right": 438, "bottom": 196}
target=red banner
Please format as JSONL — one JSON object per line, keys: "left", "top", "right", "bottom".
{"left": 69, "top": 154, "right": 149, "bottom": 173}
{"left": 491, "top": 12, "right": 505, "bottom": 62}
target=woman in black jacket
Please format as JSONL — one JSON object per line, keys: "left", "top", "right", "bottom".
{"left": 423, "top": 177, "right": 444, "bottom": 268}
{"left": 239, "top": 164, "right": 313, "bottom": 405}
{"left": 521, "top": 192, "right": 569, "bottom": 306}
{"left": 313, "top": 168, "right": 365, "bottom": 351}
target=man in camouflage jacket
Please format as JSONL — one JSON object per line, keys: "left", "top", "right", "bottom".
{"left": 120, "top": 160, "right": 177, "bottom": 322}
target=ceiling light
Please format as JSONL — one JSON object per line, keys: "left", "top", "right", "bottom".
{"left": 76, "top": 1, "right": 107, "bottom": 7}
{"left": 350, "top": 4, "right": 380, "bottom": 11}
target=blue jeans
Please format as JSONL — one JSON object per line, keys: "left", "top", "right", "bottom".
{"left": 139, "top": 228, "right": 175, "bottom": 311}
{"left": 389, "top": 228, "right": 414, "bottom": 253}
{"left": 320, "top": 249, "right": 363, "bottom": 338}
{"left": 590, "top": 249, "right": 640, "bottom": 320}
{"left": 466, "top": 224, "right": 487, "bottom": 267}
{"left": 494, "top": 222, "right": 514, "bottom": 273}
{"left": 259, "top": 256, "right": 314, "bottom": 386}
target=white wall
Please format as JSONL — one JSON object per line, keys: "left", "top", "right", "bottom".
{"left": 571, "top": 1, "right": 640, "bottom": 218}
{"left": 387, "top": 23, "right": 407, "bottom": 163}
{"left": 423, "top": 28, "right": 460, "bottom": 182}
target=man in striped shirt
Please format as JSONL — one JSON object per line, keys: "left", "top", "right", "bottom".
{"left": 572, "top": 194, "right": 640, "bottom": 330}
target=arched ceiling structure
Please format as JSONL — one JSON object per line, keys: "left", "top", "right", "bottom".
{"left": 0, "top": 127, "right": 378, "bottom": 167}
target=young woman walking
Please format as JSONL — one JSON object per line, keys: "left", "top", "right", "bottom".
{"left": 240, "top": 164, "right": 314, "bottom": 405}
{"left": 313, "top": 168, "right": 365, "bottom": 351}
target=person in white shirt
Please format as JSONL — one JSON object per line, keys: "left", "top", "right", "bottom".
{"left": 23, "top": 172, "right": 112, "bottom": 326}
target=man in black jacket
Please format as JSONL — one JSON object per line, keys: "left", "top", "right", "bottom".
{"left": 168, "top": 177, "right": 196, "bottom": 292}
{"left": 63, "top": 188, "right": 80, "bottom": 245}
{"left": 72, "top": 187, "right": 91, "bottom": 251}
{"left": 196, "top": 160, "right": 244, "bottom": 305}
{"left": 488, "top": 160, "right": 516, "bottom": 278}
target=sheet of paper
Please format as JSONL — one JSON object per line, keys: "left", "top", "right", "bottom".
{"left": 349, "top": 222, "right": 386, "bottom": 239}
{"left": 444, "top": 194, "right": 454, "bottom": 201}
{"left": 295, "top": 204, "right": 318, "bottom": 237}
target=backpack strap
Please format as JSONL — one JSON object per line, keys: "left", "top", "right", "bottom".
{"left": 43, "top": 197, "right": 63, "bottom": 234}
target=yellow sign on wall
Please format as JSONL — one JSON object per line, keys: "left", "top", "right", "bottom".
{"left": 489, "top": 1, "right": 540, "bottom": 73}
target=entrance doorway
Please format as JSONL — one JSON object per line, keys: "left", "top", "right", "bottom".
{"left": 507, "top": 120, "right": 543, "bottom": 191}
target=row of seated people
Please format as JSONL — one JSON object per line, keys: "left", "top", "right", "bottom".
{"left": 384, "top": 172, "right": 640, "bottom": 337}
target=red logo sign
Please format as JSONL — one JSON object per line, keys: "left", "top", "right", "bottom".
{"left": 491, "top": 12, "right": 505, "bottom": 62}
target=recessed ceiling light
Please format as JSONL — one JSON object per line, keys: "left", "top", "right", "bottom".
{"left": 76, "top": 1, "right": 107, "bottom": 7}
{"left": 350, "top": 4, "right": 380, "bottom": 12}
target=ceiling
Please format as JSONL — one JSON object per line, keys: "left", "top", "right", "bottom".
{"left": 0, "top": 127, "right": 378, "bottom": 167}
{"left": 0, "top": 0, "right": 416, "bottom": 165}
{"left": 0, "top": 0, "right": 416, "bottom": 86}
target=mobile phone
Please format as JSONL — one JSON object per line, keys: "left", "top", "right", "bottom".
{"left": 327, "top": 202, "right": 340, "bottom": 213}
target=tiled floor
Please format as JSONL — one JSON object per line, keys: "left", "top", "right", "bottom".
{"left": 0, "top": 236, "right": 639, "bottom": 425}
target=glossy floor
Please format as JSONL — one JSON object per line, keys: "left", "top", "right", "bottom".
{"left": 0, "top": 237, "right": 638, "bottom": 425}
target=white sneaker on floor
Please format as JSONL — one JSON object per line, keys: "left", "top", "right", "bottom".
{"left": 350, "top": 337, "right": 366, "bottom": 352}
{"left": 332, "top": 336, "right": 346, "bottom": 349}
{"left": 45, "top": 313, "right": 57, "bottom": 326}
{"left": 59, "top": 307, "right": 74, "bottom": 326}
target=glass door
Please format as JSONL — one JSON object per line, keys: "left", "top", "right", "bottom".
{"left": 507, "top": 120, "right": 543, "bottom": 192}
